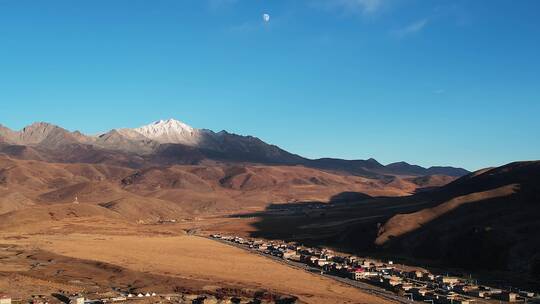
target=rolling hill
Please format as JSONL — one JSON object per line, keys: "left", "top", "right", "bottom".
{"left": 0, "top": 154, "right": 454, "bottom": 228}
{"left": 237, "top": 161, "right": 540, "bottom": 287}
{"left": 376, "top": 161, "right": 540, "bottom": 275}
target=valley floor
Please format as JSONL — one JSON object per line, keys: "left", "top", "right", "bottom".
{"left": 0, "top": 219, "right": 391, "bottom": 304}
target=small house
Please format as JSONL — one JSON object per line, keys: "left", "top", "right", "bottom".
{"left": 0, "top": 296, "right": 11, "bottom": 304}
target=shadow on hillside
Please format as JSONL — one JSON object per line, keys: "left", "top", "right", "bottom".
{"left": 230, "top": 191, "right": 375, "bottom": 218}
{"left": 231, "top": 187, "right": 540, "bottom": 292}
{"left": 227, "top": 191, "right": 423, "bottom": 253}
{"left": 328, "top": 191, "right": 373, "bottom": 203}
{"left": 412, "top": 186, "right": 441, "bottom": 194}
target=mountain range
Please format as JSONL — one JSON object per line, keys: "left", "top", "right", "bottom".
{"left": 0, "top": 118, "right": 472, "bottom": 222}
{"left": 1, "top": 118, "right": 538, "bottom": 288}
{"left": 0, "top": 119, "right": 469, "bottom": 178}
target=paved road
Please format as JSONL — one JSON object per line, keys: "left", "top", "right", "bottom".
{"left": 204, "top": 237, "right": 416, "bottom": 304}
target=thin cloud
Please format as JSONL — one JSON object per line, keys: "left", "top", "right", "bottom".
{"left": 337, "top": 0, "right": 385, "bottom": 14}
{"left": 225, "top": 16, "right": 277, "bottom": 35}
{"left": 433, "top": 89, "right": 445, "bottom": 94}
{"left": 226, "top": 22, "right": 257, "bottom": 34}
{"left": 312, "top": 0, "right": 387, "bottom": 16}
{"left": 208, "top": 0, "right": 238, "bottom": 10}
{"left": 392, "top": 18, "right": 428, "bottom": 38}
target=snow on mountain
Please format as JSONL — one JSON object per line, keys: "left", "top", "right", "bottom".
{"left": 132, "top": 119, "right": 203, "bottom": 145}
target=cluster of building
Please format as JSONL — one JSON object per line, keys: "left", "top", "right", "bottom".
{"left": 1, "top": 296, "right": 12, "bottom": 304}
{"left": 359, "top": 271, "right": 536, "bottom": 304}
{"left": 0, "top": 291, "right": 286, "bottom": 304}
{"left": 211, "top": 234, "right": 540, "bottom": 304}
{"left": 0, "top": 293, "right": 157, "bottom": 304}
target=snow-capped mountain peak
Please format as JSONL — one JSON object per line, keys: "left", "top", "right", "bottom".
{"left": 133, "top": 118, "right": 200, "bottom": 144}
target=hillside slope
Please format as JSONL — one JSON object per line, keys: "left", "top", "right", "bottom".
{"left": 0, "top": 156, "right": 454, "bottom": 229}
{"left": 235, "top": 161, "right": 540, "bottom": 287}
{"left": 376, "top": 161, "right": 540, "bottom": 275}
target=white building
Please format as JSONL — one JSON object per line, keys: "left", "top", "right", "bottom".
{"left": 0, "top": 296, "right": 11, "bottom": 304}
{"left": 70, "top": 297, "right": 84, "bottom": 304}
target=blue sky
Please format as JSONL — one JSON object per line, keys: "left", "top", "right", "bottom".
{"left": 0, "top": 0, "right": 539, "bottom": 170}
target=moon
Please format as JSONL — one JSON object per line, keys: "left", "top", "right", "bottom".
{"left": 263, "top": 13, "right": 270, "bottom": 23}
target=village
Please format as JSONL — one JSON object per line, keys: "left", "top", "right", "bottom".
{"left": 0, "top": 287, "right": 295, "bottom": 304}
{"left": 209, "top": 234, "right": 540, "bottom": 304}
{"left": 1, "top": 233, "right": 539, "bottom": 304}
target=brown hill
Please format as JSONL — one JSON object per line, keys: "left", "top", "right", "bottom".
{"left": 375, "top": 161, "right": 540, "bottom": 275}
{"left": 0, "top": 202, "right": 124, "bottom": 231}
{"left": 0, "top": 143, "right": 45, "bottom": 160}
{"left": 238, "top": 161, "right": 540, "bottom": 287}
{"left": 0, "top": 155, "right": 457, "bottom": 229}
{"left": 407, "top": 174, "right": 459, "bottom": 192}
{"left": 375, "top": 183, "right": 519, "bottom": 245}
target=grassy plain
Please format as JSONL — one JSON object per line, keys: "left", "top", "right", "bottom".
{"left": 0, "top": 219, "right": 391, "bottom": 304}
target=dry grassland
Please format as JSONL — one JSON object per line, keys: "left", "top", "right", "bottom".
{"left": 8, "top": 233, "right": 391, "bottom": 304}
